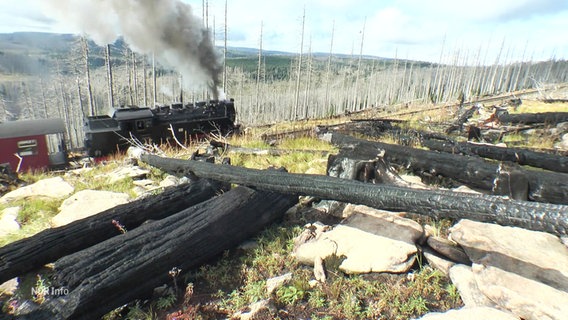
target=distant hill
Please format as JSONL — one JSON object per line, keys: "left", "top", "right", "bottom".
{"left": 0, "top": 32, "right": 400, "bottom": 77}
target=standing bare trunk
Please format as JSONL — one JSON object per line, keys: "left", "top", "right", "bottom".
{"left": 132, "top": 51, "right": 139, "bottom": 106}
{"left": 303, "top": 37, "right": 312, "bottom": 119}
{"left": 353, "top": 18, "right": 366, "bottom": 111}
{"left": 125, "top": 47, "right": 133, "bottom": 106}
{"left": 152, "top": 53, "right": 157, "bottom": 106}
{"left": 82, "top": 37, "right": 95, "bottom": 116}
{"left": 39, "top": 78, "right": 49, "bottom": 118}
{"left": 105, "top": 44, "right": 115, "bottom": 110}
{"left": 293, "top": 7, "right": 305, "bottom": 120}
{"left": 143, "top": 57, "right": 148, "bottom": 106}
{"left": 56, "top": 64, "right": 71, "bottom": 150}
{"left": 256, "top": 21, "right": 263, "bottom": 116}
{"left": 223, "top": 0, "right": 228, "bottom": 92}
{"left": 324, "top": 20, "right": 335, "bottom": 116}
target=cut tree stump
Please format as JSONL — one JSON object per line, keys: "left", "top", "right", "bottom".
{"left": 140, "top": 154, "right": 568, "bottom": 236}
{"left": 421, "top": 139, "right": 568, "bottom": 174}
{"left": 323, "top": 132, "right": 568, "bottom": 205}
{"left": 0, "top": 179, "right": 221, "bottom": 284}
{"left": 31, "top": 186, "right": 297, "bottom": 320}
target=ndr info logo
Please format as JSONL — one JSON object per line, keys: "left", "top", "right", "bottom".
{"left": 31, "top": 286, "right": 69, "bottom": 296}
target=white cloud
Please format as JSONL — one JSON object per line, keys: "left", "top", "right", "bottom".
{"left": 0, "top": 0, "right": 566, "bottom": 63}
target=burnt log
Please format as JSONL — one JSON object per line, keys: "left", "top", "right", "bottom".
{"left": 446, "top": 105, "right": 478, "bottom": 134}
{"left": 493, "top": 162, "right": 530, "bottom": 201}
{"left": 541, "top": 98, "right": 568, "bottom": 104}
{"left": 497, "top": 112, "right": 568, "bottom": 125}
{"left": 0, "top": 179, "right": 221, "bottom": 284}
{"left": 325, "top": 132, "right": 568, "bottom": 205}
{"left": 32, "top": 187, "right": 296, "bottom": 320}
{"left": 140, "top": 154, "right": 568, "bottom": 236}
{"left": 421, "top": 139, "right": 568, "bottom": 173}
{"left": 327, "top": 149, "right": 419, "bottom": 188}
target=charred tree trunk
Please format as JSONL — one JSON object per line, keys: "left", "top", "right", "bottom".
{"left": 497, "top": 112, "right": 568, "bottom": 125}
{"left": 422, "top": 139, "right": 568, "bottom": 173}
{"left": 327, "top": 149, "right": 417, "bottom": 188}
{"left": 31, "top": 187, "right": 296, "bottom": 320}
{"left": 325, "top": 132, "right": 568, "bottom": 205}
{"left": 140, "top": 154, "right": 568, "bottom": 236}
{"left": 0, "top": 179, "right": 221, "bottom": 284}
{"left": 446, "top": 105, "right": 478, "bottom": 134}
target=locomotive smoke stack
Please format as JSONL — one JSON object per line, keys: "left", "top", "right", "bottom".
{"left": 45, "top": 0, "right": 222, "bottom": 98}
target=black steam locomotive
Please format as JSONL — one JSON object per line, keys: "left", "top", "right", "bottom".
{"left": 84, "top": 99, "right": 236, "bottom": 157}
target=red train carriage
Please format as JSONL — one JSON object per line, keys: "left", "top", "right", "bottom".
{"left": 0, "top": 118, "right": 68, "bottom": 172}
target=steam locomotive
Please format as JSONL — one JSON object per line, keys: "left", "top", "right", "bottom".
{"left": 84, "top": 99, "right": 237, "bottom": 157}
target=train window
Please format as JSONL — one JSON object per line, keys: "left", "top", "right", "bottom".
{"left": 136, "top": 120, "right": 145, "bottom": 130}
{"left": 17, "top": 139, "right": 38, "bottom": 156}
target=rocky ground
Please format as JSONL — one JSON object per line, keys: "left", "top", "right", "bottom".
{"left": 1, "top": 156, "right": 567, "bottom": 319}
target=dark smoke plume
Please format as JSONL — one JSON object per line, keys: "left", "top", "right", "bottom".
{"left": 44, "top": 0, "right": 222, "bottom": 99}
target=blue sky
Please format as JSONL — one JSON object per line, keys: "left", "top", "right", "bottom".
{"left": 1, "top": 0, "right": 567, "bottom": 63}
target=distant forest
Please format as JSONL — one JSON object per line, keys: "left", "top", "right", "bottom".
{"left": 0, "top": 32, "right": 567, "bottom": 149}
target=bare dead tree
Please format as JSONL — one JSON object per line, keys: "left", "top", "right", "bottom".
{"left": 293, "top": 7, "right": 306, "bottom": 120}
{"left": 324, "top": 20, "right": 335, "bottom": 114}
{"left": 256, "top": 21, "right": 263, "bottom": 115}
{"left": 105, "top": 44, "right": 115, "bottom": 110}
{"left": 223, "top": 0, "right": 228, "bottom": 93}
{"left": 132, "top": 51, "right": 139, "bottom": 106}
{"left": 353, "top": 17, "right": 366, "bottom": 111}
{"left": 81, "top": 36, "right": 95, "bottom": 116}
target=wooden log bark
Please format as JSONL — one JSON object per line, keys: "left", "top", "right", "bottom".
{"left": 0, "top": 179, "right": 221, "bottom": 284}
{"left": 446, "top": 105, "right": 478, "bottom": 134}
{"left": 327, "top": 149, "right": 421, "bottom": 188}
{"left": 497, "top": 112, "right": 568, "bottom": 124}
{"left": 325, "top": 132, "right": 568, "bottom": 205}
{"left": 32, "top": 187, "right": 296, "bottom": 320}
{"left": 422, "top": 139, "right": 568, "bottom": 173}
{"left": 140, "top": 154, "right": 568, "bottom": 236}
{"left": 323, "top": 121, "right": 452, "bottom": 143}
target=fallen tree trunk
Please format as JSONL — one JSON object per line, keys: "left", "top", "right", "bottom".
{"left": 421, "top": 139, "right": 568, "bottom": 173}
{"left": 327, "top": 149, "right": 424, "bottom": 189}
{"left": 32, "top": 187, "right": 296, "bottom": 320}
{"left": 446, "top": 105, "right": 478, "bottom": 134}
{"left": 323, "top": 122, "right": 452, "bottom": 144}
{"left": 0, "top": 179, "right": 221, "bottom": 284}
{"left": 140, "top": 154, "right": 568, "bottom": 236}
{"left": 497, "top": 112, "right": 568, "bottom": 124}
{"left": 324, "top": 132, "right": 568, "bottom": 205}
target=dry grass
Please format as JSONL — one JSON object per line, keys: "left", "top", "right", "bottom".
{"left": 4, "top": 95, "right": 564, "bottom": 318}
{"left": 512, "top": 99, "right": 568, "bottom": 113}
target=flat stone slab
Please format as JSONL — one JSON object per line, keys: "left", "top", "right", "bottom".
{"left": 0, "top": 206, "right": 21, "bottom": 236}
{"left": 449, "top": 264, "right": 499, "bottom": 309}
{"left": 159, "top": 175, "right": 180, "bottom": 188}
{"left": 473, "top": 264, "right": 568, "bottom": 320}
{"left": 450, "top": 219, "right": 568, "bottom": 292}
{"left": 107, "top": 166, "right": 150, "bottom": 183}
{"left": 426, "top": 236, "right": 471, "bottom": 264}
{"left": 0, "top": 177, "right": 74, "bottom": 204}
{"left": 341, "top": 205, "right": 424, "bottom": 244}
{"left": 52, "top": 190, "right": 130, "bottom": 227}
{"left": 417, "top": 306, "right": 519, "bottom": 320}
{"left": 422, "top": 247, "right": 455, "bottom": 276}
{"left": 294, "top": 210, "right": 421, "bottom": 274}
